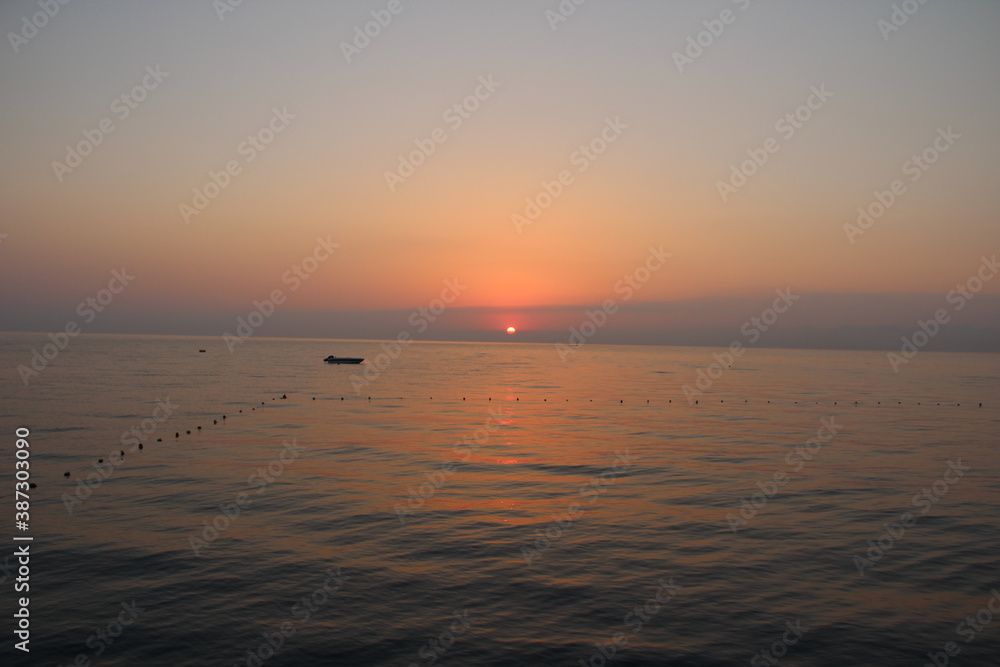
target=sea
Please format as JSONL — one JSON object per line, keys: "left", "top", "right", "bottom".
{"left": 1, "top": 332, "right": 998, "bottom": 666}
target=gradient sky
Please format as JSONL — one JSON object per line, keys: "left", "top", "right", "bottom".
{"left": 1, "top": 1, "right": 998, "bottom": 347}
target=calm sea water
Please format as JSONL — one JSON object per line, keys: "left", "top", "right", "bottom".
{"left": 1, "top": 333, "right": 998, "bottom": 666}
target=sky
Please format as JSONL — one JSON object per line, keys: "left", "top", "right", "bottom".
{"left": 1, "top": 0, "right": 999, "bottom": 350}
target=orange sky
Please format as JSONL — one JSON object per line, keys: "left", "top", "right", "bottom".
{"left": 1, "top": 2, "right": 998, "bottom": 341}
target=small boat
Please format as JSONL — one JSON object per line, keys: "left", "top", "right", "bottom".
{"left": 324, "top": 355, "right": 364, "bottom": 365}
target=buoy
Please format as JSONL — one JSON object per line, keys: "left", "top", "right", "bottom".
{"left": 282, "top": 394, "right": 287, "bottom": 399}
{"left": 175, "top": 433, "right": 180, "bottom": 438}
{"left": 98, "top": 459, "right": 103, "bottom": 463}
{"left": 695, "top": 400, "right": 699, "bottom": 404}
{"left": 239, "top": 410, "right": 242, "bottom": 413}
{"left": 139, "top": 444, "right": 143, "bottom": 450}
{"left": 341, "top": 397, "right": 344, "bottom": 401}
{"left": 223, "top": 415, "right": 227, "bottom": 419}
{"left": 64, "top": 472, "right": 70, "bottom": 477}
{"left": 29, "top": 483, "right": 36, "bottom": 489}
{"left": 186, "top": 430, "right": 191, "bottom": 434}
{"left": 157, "top": 438, "right": 162, "bottom": 442}
{"left": 214, "top": 420, "right": 217, "bottom": 425}
{"left": 197, "top": 426, "right": 201, "bottom": 430}
{"left": 312, "top": 397, "right": 315, "bottom": 401}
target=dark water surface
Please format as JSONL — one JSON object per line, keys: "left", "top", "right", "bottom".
{"left": 1, "top": 333, "right": 998, "bottom": 666}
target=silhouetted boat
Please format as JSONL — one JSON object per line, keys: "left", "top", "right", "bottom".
{"left": 324, "top": 355, "right": 364, "bottom": 365}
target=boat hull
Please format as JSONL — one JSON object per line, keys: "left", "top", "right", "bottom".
{"left": 324, "top": 357, "right": 364, "bottom": 364}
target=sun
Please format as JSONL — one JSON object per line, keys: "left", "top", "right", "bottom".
{"left": 506, "top": 326, "right": 516, "bottom": 334}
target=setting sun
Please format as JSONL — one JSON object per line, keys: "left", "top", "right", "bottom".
{"left": 506, "top": 326, "right": 516, "bottom": 334}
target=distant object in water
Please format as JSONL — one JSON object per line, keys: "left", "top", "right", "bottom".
{"left": 199, "top": 349, "right": 206, "bottom": 353}
{"left": 324, "top": 355, "right": 364, "bottom": 364}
